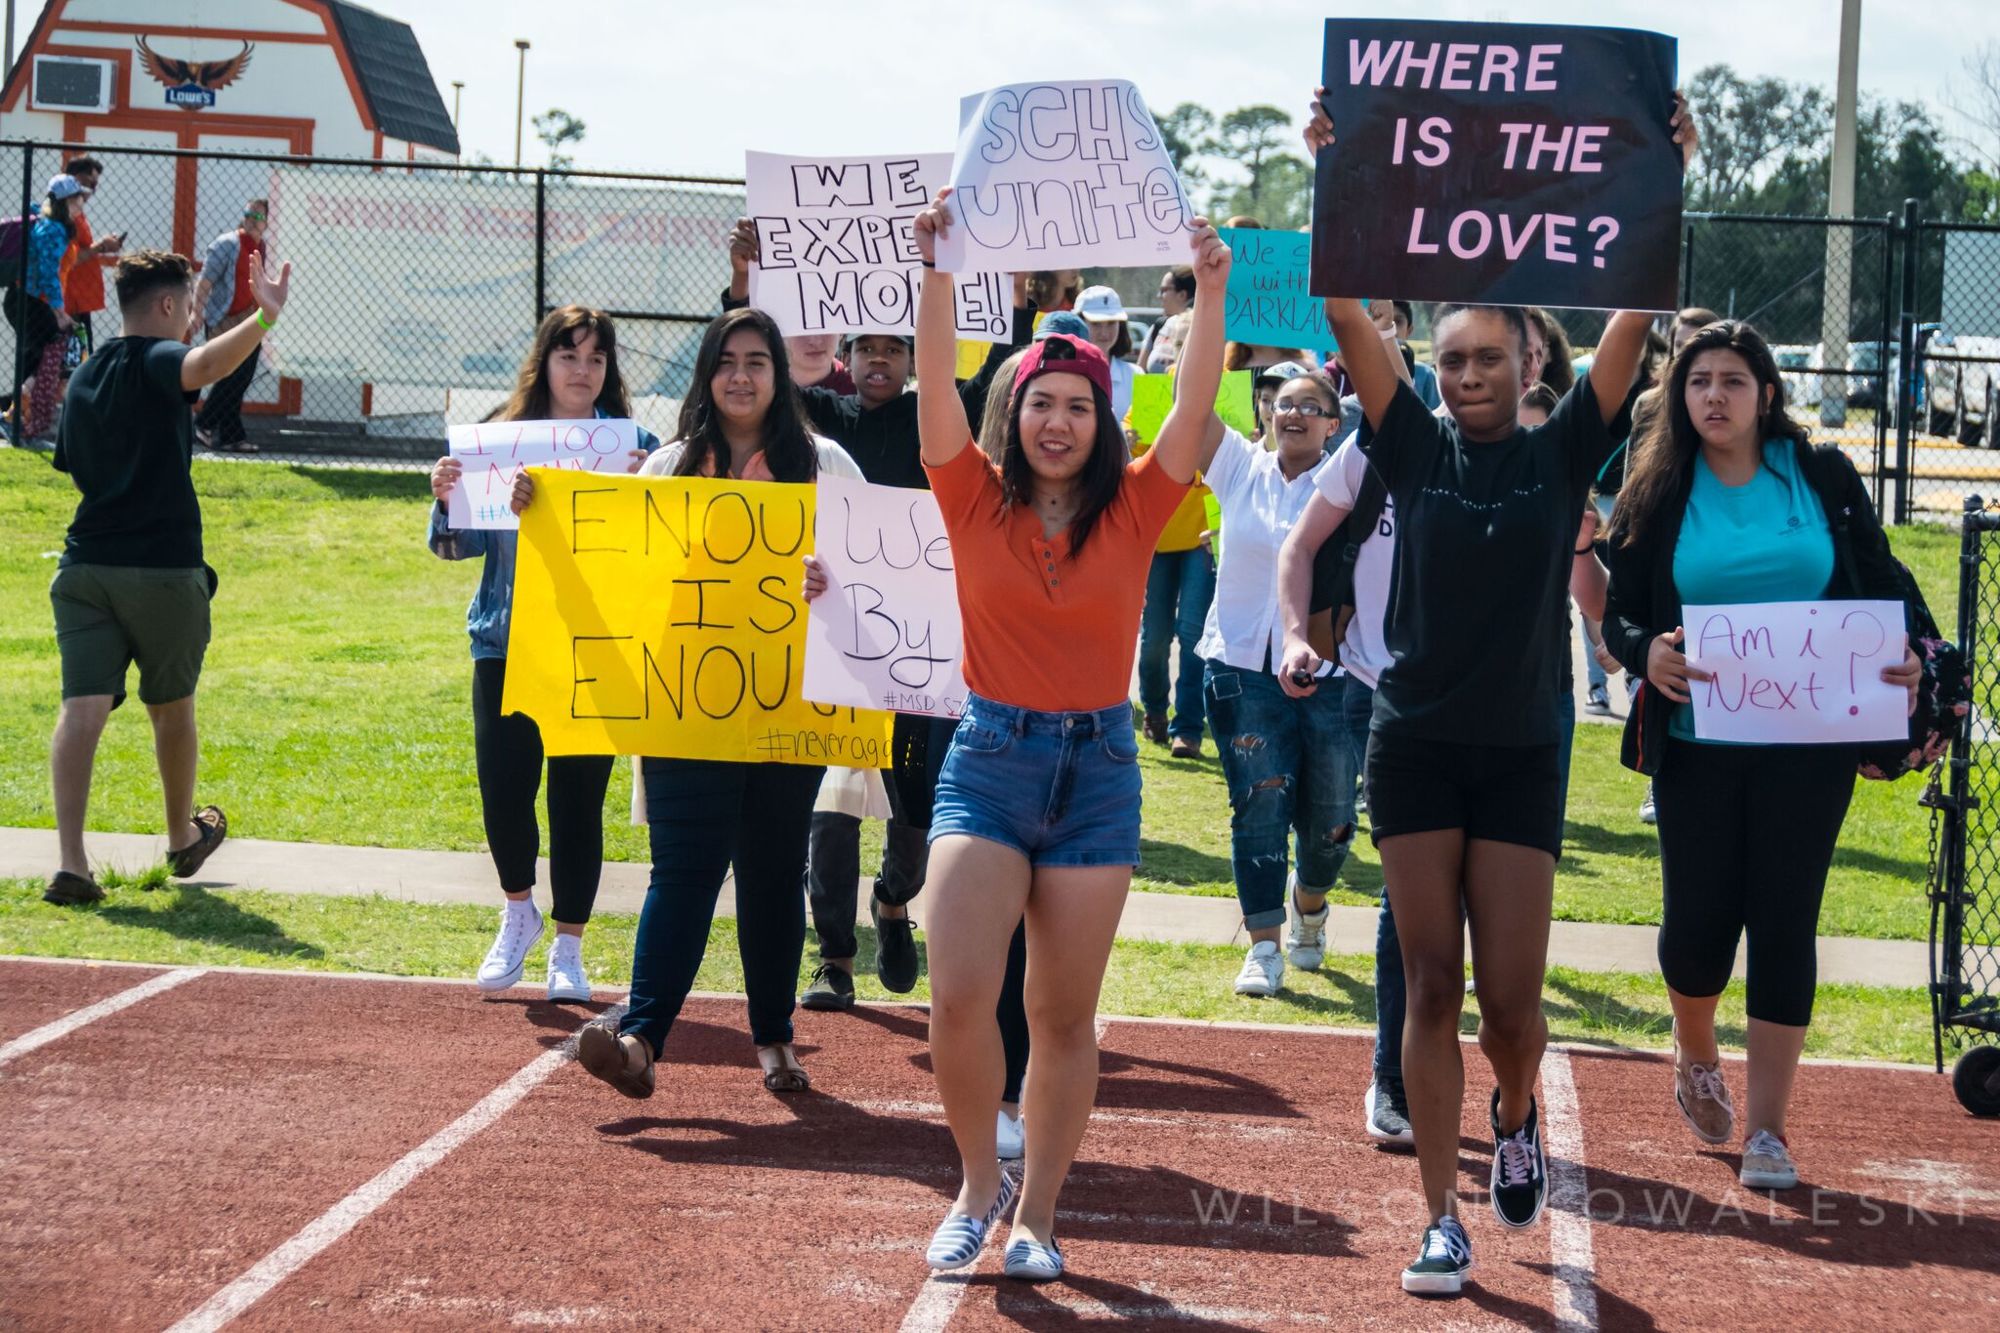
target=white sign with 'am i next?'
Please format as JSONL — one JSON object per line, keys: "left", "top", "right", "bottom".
{"left": 445, "top": 418, "right": 641, "bottom": 530}
{"left": 1683, "top": 599, "right": 1908, "bottom": 745}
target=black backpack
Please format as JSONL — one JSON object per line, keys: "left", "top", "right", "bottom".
{"left": 1803, "top": 446, "right": 1972, "bottom": 781}
{"left": 1308, "top": 462, "right": 1391, "bottom": 621}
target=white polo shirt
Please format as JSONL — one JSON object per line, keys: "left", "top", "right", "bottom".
{"left": 1195, "top": 427, "right": 1332, "bottom": 672}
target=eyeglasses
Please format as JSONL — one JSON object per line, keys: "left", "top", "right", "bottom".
{"left": 243, "top": 211, "right": 267, "bottom": 222}
{"left": 1271, "top": 401, "right": 1330, "bottom": 418}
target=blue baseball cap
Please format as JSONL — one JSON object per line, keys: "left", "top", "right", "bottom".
{"left": 1035, "top": 311, "right": 1092, "bottom": 342}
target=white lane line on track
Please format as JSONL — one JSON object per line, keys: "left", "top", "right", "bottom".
{"left": 163, "top": 1005, "right": 625, "bottom": 1333}
{"left": 1540, "top": 1048, "right": 1600, "bottom": 1333}
{"left": 0, "top": 967, "right": 205, "bottom": 1068}
{"left": 898, "top": 1269, "right": 975, "bottom": 1333}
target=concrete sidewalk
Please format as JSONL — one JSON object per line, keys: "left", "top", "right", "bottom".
{"left": 1, "top": 826, "right": 1929, "bottom": 989}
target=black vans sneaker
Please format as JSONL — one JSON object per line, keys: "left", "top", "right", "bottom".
{"left": 1489, "top": 1089, "right": 1548, "bottom": 1228}
{"left": 1401, "top": 1214, "right": 1472, "bottom": 1295}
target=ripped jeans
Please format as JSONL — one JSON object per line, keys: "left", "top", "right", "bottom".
{"left": 1204, "top": 661, "right": 1357, "bottom": 930}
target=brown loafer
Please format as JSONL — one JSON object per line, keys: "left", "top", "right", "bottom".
{"left": 165, "top": 806, "right": 227, "bottom": 880}
{"left": 44, "top": 870, "right": 105, "bottom": 906}
{"left": 578, "top": 1023, "right": 655, "bottom": 1099}
{"left": 1141, "top": 712, "right": 1169, "bottom": 744}
{"left": 1170, "top": 736, "right": 1202, "bottom": 759}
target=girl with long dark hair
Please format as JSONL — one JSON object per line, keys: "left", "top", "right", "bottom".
{"left": 428, "top": 306, "right": 655, "bottom": 1003}
{"left": 910, "top": 191, "right": 1227, "bottom": 1282}
{"left": 513, "top": 306, "right": 862, "bottom": 1096}
{"left": 1603, "top": 320, "right": 1918, "bottom": 1192}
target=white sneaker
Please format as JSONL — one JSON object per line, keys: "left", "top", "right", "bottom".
{"left": 1234, "top": 940, "right": 1284, "bottom": 997}
{"left": 546, "top": 933, "right": 591, "bottom": 1003}
{"left": 996, "top": 1108, "right": 1025, "bottom": 1162}
{"left": 476, "top": 899, "right": 543, "bottom": 992}
{"left": 1284, "top": 879, "right": 1330, "bottom": 970}
{"left": 1638, "top": 781, "right": 1658, "bottom": 825}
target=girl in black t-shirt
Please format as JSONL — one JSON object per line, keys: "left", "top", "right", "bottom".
{"left": 1285, "top": 84, "right": 1695, "bottom": 1302}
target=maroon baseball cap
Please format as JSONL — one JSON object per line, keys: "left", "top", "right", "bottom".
{"left": 1012, "top": 332, "right": 1113, "bottom": 404}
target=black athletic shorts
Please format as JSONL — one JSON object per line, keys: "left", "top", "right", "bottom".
{"left": 1363, "top": 730, "right": 1562, "bottom": 858}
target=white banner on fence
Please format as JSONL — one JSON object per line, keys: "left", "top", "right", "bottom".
{"left": 934, "top": 79, "right": 1194, "bottom": 272}
{"left": 445, "top": 418, "right": 641, "bottom": 530}
{"left": 1683, "top": 599, "right": 1908, "bottom": 744}
{"left": 746, "top": 151, "right": 1010, "bottom": 342}
{"left": 803, "top": 475, "right": 967, "bottom": 718}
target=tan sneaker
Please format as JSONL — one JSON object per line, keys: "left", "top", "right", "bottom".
{"left": 1673, "top": 1055, "right": 1735, "bottom": 1144}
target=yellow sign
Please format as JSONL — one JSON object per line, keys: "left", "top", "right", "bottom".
{"left": 504, "top": 470, "right": 894, "bottom": 767}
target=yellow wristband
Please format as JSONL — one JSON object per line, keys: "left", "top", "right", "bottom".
{"left": 254, "top": 309, "right": 275, "bottom": 331}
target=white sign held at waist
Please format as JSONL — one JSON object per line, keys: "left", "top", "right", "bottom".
{"left": 1683, "top": 599, "right": 1908, "bottom": 744}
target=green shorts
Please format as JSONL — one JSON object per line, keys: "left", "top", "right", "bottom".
{"left": 51, "top": 563, "right": 213, "bottom": 707}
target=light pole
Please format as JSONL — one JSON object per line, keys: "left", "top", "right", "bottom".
{"left": 450, "top": 80, "right": 465, "bottom": 159}
{"left": 512, "top": 40, "right": 530, "bottom": 169}
{"left": 1819, "top": 0, "right": 1862, "bottom": 428}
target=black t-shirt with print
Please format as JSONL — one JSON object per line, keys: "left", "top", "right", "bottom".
{"left": 53, "top": 336, "right": 202, "bottom": 569}
{"left": 1360, "top": 377, "right": 1612, "bottom": 747}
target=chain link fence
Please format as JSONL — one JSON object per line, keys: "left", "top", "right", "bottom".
{"left": 0, "top": 138, "right": 744, "bottom": 465}
{"left": 1929, "top": 499, "right": 2000, "bottom": 1105}
{"left": 1, "top": 136, "right": 1998, "bottom": 508}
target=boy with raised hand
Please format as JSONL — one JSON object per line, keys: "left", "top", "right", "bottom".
{"left": 44, "top": 247, "right": 292, "bottom": 905}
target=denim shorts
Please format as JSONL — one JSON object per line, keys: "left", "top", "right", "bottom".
{"left": 928, "top": 693, "right": 1143, "bottom": 868}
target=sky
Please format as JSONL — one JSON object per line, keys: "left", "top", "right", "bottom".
{"left": 369, "top": 0, "right": 1996, "bottom": 179}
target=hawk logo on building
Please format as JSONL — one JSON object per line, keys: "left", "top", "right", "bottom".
{"left": 135, "top": 37, "right": 254, "bottom": 109}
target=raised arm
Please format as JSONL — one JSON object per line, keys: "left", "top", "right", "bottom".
{"left": 1149, "top": 220, "right": 1229, "bottom": 485}
{"left": 913, "top": 189, "right": 972, "bottom": 467}
{"left": 1587, "top": 310, "right": 1652, "bottom": 426}
{"left": 181, "top": 251, "right": 290, "bottom": 391}
{"left": 1569, "top": 507, "right": 1608, "bottom": 621}
{"left": 1326, "top": 298, "right": 1404, "bottom": 430}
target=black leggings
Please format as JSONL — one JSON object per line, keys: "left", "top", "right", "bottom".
{"left": 1653, "top": 738, "right": 1857, "bottom": 1027}
{"left": 470, "top": 657, "right": 614, "bottom": 925}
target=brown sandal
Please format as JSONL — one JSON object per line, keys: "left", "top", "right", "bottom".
{"left": 578, "top": 1023, "right": 655, "bottom": 1099}
{"left": 44, "top": 870, "right": 105, "bottom": 906}
{"left": 165, "top": 806, "right": 227, "bottom": 880}
{"left": 758, "top": 1043, "right": 811, "bottom": 1094}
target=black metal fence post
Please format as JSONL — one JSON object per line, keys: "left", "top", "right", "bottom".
{"left": 533, "top": 168, "right": 547, "bottom": 327}
{"left": 1680, "top": 221, "right": 1695, "bottom": 310}
{"left": 12, "top": 143, "right": 32, "bottom": 430}
{"left": 1895, "top": 198, "right": 1920, "bottom": 526}
{"left": 1876, "top": 212, "right": 1896, "bottom": 517}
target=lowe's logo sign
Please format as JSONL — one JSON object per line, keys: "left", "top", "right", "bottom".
{"left": 166, "top": 84, "right": 216, "bottom": 108}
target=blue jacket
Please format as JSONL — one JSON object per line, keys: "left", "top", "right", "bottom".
{"left": 428, "top": 413, "right": 660, "bottom": 660}
{"left": 28, "top": 216, "right": 68, "bottom": 310}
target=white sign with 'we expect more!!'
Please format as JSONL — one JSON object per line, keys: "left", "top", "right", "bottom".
{"left": 1682, "top": 599, "right": 1908, "bottom": 745}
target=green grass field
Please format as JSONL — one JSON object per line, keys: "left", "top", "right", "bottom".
{"left": 0, "top": 450, "right": 1962, "bottom": 945}
{"left": 0, "top": 875, "right": 1935, "bottom": 1066}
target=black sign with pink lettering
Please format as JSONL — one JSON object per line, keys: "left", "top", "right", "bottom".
{"left": 1310, "top": 19, "right": 1679, "bottom": 311}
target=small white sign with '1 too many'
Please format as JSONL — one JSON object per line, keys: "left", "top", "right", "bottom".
{"left": 445, "top": 418, "right": 641, "bottom": 530}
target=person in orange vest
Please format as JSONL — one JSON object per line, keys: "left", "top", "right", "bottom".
{"left": 191, "top": 198, "right": 271, "bottom": 453}
{"left": 59, "top": 155, "right": 125, "bottom": 369}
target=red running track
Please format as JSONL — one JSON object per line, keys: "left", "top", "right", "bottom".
{"left": 0, "top": 956, "right": 1995, "bottom": 1331}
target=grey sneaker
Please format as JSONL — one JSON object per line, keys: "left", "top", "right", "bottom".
{"left": 1638, "top": 781, "right": 1658, "bottom": 825}
{"left": 1739, "top": 1129, "right": 1798, "bottom": 1190}
{"left": 1366, "top": 1073, "right": 1414, "bottom": 1145}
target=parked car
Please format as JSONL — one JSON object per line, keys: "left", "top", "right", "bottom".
{"left": 1926, "top": 330, "right": 2000, "bottom": 447}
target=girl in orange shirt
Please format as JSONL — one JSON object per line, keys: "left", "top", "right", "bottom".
{"left": 908, "top": 191, "right": 1229, "bottom": 1282}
